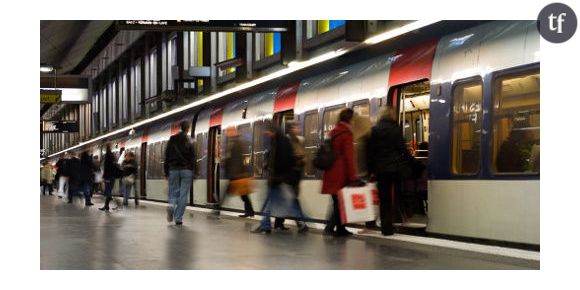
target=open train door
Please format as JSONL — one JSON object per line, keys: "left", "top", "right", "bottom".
{"left": 206, "top": 108, "right": 224, "bottom": 210}
{"left": 139, "top": 143, "right": 147, "bottom": 201}
{"left": 386, "top": 39, "right": 438, "bottom": 232}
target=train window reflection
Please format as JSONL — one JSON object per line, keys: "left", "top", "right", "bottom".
{"left": 492, "top": 70, "right": 540, "bottom": 174}
{"left": 252, "top": 119, "right": 271, "bottom": 177}
{"left": 237, "top": 124, "right": 253, "bottom": 176}
{"left": 323, "top": 105, "right": 344, "bottom": 138}
{"left": 303, "top": 111, "right": 320, "bottom": 177}
{"left": 195, "top": 133, "right": 208, "bottom": 178}
{"left": 352, "top": 101, "right": 371, "bottom": 176}
{"left": 452, "top": 80, "right": 483, "bottom": 175}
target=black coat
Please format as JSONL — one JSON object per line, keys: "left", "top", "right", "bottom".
{"left": 267, "top": 129, "right": 294, "bottom": 186}
{"left": 164, "top": 132, "right": 196, "bottom": 176}
{"left": 79, "top": 152, "right": 95, "bottom": 183}
{"left": 103, "top": 151, "right": 120, "bottom": 180}
{"left": 55, "top": 158, "right": 69, "bottom": 178}
{"left": 67, "top": 157, "right": 82, "bottom": 190}
{"left": 367, "top": 118, "right": 411, "bottom": 177}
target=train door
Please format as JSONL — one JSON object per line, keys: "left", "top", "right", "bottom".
{"left": 207, "top": 126, "right": 221, "bottom": 207}
{"left": 273, "top": 110, "right": 295, "bottom": 133}
{"left": 139, "top": 143, "right": 147, "bottom": 200}
{"left": 392, "top": 79, "right": 430, "bottom": 226}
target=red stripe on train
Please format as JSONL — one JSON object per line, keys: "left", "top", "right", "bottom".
{"left": 209, "top": 108, "right": 224, "bottom": 127}
{"left": 273, "top": 81, "right": 300, "bottom": 113}
{"left": 388, "top": 38, "right": 439, "bottom": 87}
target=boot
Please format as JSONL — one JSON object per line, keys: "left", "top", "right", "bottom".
{"left": 99, "top": 197, "right": 111, "bottom": 211}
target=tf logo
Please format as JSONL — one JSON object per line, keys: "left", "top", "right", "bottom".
{"left": 351, "top": 193, "right": 367, "bottom": 210}
{"left": 538, "top": 2, "right": 577, "bottom": 43}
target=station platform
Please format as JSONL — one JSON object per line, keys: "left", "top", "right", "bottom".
{"left": 40, "top": 195, "right": 540, "bottom": 270}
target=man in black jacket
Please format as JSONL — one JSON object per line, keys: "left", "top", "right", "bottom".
{"left": 164, "top": 121, "right": 196, "bottom": 226}
{"left": 367, "top": 107, "right": 411, "bottom": 236}
{"left": 66, "top": 154, "right": 81, "bottom": 204}
{"left": 79, "top": 150, "right": 95, "bottom": 206}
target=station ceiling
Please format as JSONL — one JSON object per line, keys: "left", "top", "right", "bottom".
{"left": 40, "top": 20, "right": 113, "bottom": 75}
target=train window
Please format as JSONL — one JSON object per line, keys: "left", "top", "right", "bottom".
{"left": 323, "top": 105, "right": 345, "bottom": 138}
{"left": 145, "top": 141, "right": 166, "bottom": 179}
{"left": 303, "top": 111, "right": 320, "bottom": 177}
{"left": 492, "top": 70, "right": 540, "bottom": 174}
{"left": 352, "top": 101, "right": 371, "bottom": 176}
{"left": 146, "top": 142, "right": 155, "bottom": 179}
{"left": 451, "top": 80, "right": 483, "bottom": 175}
{"left": 252, "top": 119, "right": 272, "bottom": 177}
{"left": 194, "top": 132, "right": 208, "bottom": 178}
{"left": 237, "top": 124, "right": 253, "bottom": 176}
{"left": 160, "top": 140, "right": 168, "bottom": 178}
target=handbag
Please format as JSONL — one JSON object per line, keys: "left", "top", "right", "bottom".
{"left": 122, "top": 174, "right": 135, "bottom": 185}
{"left": 227, "top": 177, "right": 253, "bottom": 196}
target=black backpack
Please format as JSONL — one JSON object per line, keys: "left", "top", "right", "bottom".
{"left": 312, "top": 138, "right": 335, "bottom": 170}
{"left": 312, "top": 131, "right": 346, "bottom": 171}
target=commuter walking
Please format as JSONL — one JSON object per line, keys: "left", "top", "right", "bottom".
{"left": 321, "top": 108, "right": 357, "bottom": 237}
{"left": 273, "top": 121, "right": 308, "bottom": 232}
{"left": 367, "top": 107, "right": 410, "bottom": 236}
{"left": 164, "top": 121, "right": 196, "bottom": 226}
{"left": 79, "top": 150, "right": 96, "bottom": 206}
{"left": 223, "top": 127, "right": 254, "bottom": 218}
{"left": 93, "top": 156, "right": 103, "bottom": 196}
{"left": 40, "top": 161, "right": 54, "bottom": 195}
{"left": 66, "top": 153, "right": 82, "bottom": 204}
{"left": 55, "top": 153, "right": 70, "bottom": 199}
{"left": 251, "top": 125, "right": 297, "bottom": 234}
{"left": 121, "top": 151, "right": 138, "bottom": 206}
{"left": 99, "top": 144, "right": 121, "bottom": 211}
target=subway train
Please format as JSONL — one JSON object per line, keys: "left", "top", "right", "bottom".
{"left": 49, "top": 20, "right": 540, "bottom": 246}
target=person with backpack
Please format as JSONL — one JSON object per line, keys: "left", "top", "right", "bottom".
{"left": 164, "top": 121, "right": 196, "bottom": 226}
{"left": 320, "top": 108, "right": 357, "bottom": 237}
{"left": 367, "top": 107, "right": 411, "bottom": 236}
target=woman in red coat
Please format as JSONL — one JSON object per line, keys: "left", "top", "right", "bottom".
{"left": 321, "top": 108, "right": 357, "bottom": 236}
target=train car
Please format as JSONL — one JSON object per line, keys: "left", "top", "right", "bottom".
{"left": 46, "top": 20, "right": 540, "bottom": 246}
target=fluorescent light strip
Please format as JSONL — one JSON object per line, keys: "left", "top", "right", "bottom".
{"left": 48, "top": 20, "right": 438, "bottom": 158}
{"left": 364, "top": 20, "right": 440, "bottom": 45}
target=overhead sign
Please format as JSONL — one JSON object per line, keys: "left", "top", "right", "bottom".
{"left": 117, "top": 20, "right": 289, "bottom": 32}
{"left": 42, "top": 120, "right": 79, "bottom": 133}
{"left": 40, "top": 88, "right": 89, "bottom": 103}
{"left": 40, "top": 89, "right": 62, "bottom": 103}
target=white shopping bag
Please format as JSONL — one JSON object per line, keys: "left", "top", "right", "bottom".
{"left": 337, "top": 183, "right": 377, "bottom": 224}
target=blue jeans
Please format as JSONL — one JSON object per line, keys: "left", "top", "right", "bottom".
{"left": 81, "top": 182, "right": 92, "bottom": 205}
{"left": 104, "top": 179, "right": 114, "bottom": 198}
{"left": 259, "top": 193, "right": 273, "bottom": 230}
{"left": 259, "top": 184, "right": 304, "bottom": 230}
{"left": 122, "top": 181, "right": 134, "bottom": 205}
{"left": 168, "top": 169, "right": 193, "bottom": 223}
